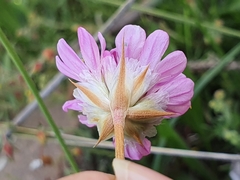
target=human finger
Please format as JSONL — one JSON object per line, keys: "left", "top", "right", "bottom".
{"left": 113, "top": 158, "right": 172, "bottom": 180}
{"left": 57, "top": 170, "right": 115, "bottom": 180}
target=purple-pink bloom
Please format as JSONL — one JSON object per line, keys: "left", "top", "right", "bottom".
{"left": 56, "top": 25, "right": 194, "bottom": 160}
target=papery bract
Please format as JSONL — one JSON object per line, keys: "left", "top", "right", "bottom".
{"left": 56, "top": 25, "right": 194, "bottom": 160}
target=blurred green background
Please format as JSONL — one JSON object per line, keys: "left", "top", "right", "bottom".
{"left": 1, "top": 0, "right": 240, "bottom": 179}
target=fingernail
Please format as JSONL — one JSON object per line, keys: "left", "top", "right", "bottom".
{"left": 112, "top": 158, "right": 129, "bottom": 180}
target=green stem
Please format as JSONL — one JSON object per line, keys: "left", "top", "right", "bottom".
{"left": 0, "top": 28, "right": 79, "bottom": 173}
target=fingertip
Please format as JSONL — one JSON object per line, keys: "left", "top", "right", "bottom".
{"left": 127, "top": 161, "right": 172, "bottom": 180}
{"left": 58, "top": 171, "right": 115, "bottom": 180}
{"left": 112, "top": 158, "right": 129, "bottom": 180}
{"left": 113, "top": 158, "right": 172, "bottom": 180}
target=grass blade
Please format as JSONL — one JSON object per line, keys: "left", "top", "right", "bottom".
{"left": 0, "top": 28, "right": 79, "bottom": 173}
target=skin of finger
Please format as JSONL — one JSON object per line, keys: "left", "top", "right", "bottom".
{"left": 57, "top": 171, "right": 115, "bottom": 180}
{"left": 128, "top": 161, "right": 172, "bottom": 180}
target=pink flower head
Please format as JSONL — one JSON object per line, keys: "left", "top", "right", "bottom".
{"left": 56, "top": 25, "right": 194, "bottom": 160}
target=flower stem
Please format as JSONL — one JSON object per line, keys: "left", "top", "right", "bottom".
{"left": 114, "top": 124, "right": 125, "bottom": 159}
{"left": 0, "top": 28, "right": 79, "bottom": 173}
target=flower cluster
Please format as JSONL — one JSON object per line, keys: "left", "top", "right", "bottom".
{"left": 56, "top": 25, "right": 194, "bottom": 160}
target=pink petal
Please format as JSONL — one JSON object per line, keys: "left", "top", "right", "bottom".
{"left": 78, "top": 114, "right": 95, "bottom": 127}
{"left": 56, "top": 56, "right": 80, "bottom": 81}
{"left": 98, "top": 32, "right": 106, "bottom": 59}
{"left": 101, "top": 55, "right": 117, "bottom": 90}
{"left": 163, "top": 74, "right": 194, "bottom": 101}
{"left": 139, "top": 30, "right": 169, "bottom": 68}
{"left": 102, "top": 50, "right": 111, "bottom": 58}
{"left": 56, "top": 38, "right": 87, "bottom": 81}
{"left": 156, "top": 51, "right": 187, "bottom": 84}
{"left": 110, "top": 48, "right": 118, "bottom": 62}
{"left": 78, "top": 27, "right": 100, "bottom": 70}
{"left": 166, "top": 101, "right": 191, "bottom": 117}
{"left": 162, "top": 74, "right": 194, "bottom": 116}
{"left": 115, "top": 25, "right": 146, "bottom": 60}
{"left": 124, "top": 138, "right": 151, "bottom": 160}
{"left": 62, "top": 99, "right": 83, "bottom": 112}
{"left": 102, "top": 54, "right": 117, "bottom": 72}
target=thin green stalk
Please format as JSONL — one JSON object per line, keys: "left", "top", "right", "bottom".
{"left": 183, "top": 8, "right": 191, "bottom": 56}
{"left": 0, "top": 28, "right": 79, "bottom": 172}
